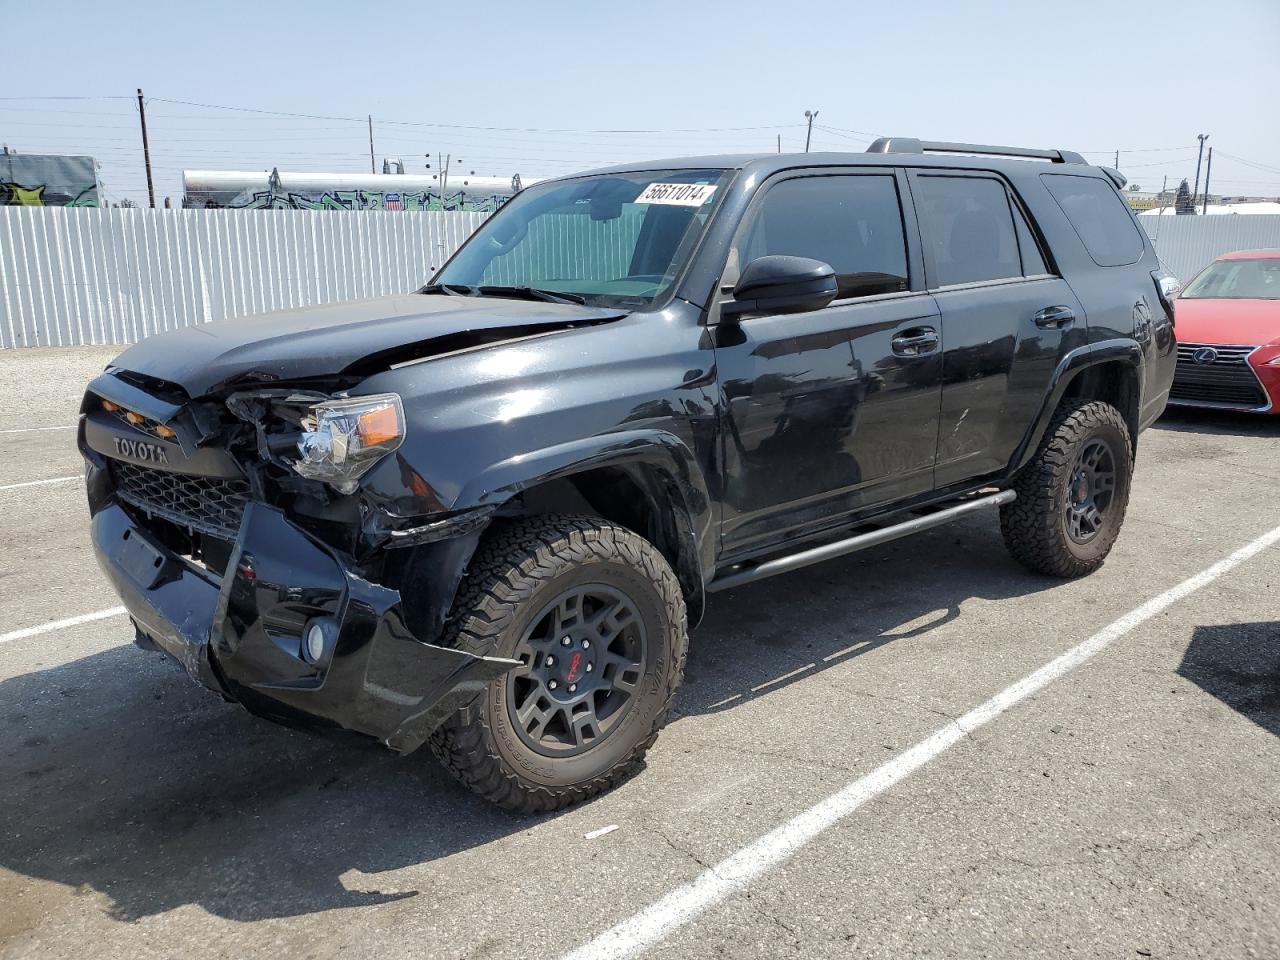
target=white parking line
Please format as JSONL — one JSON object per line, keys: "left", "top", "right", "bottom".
{"left": 0, "top": 607, "right": 128, "bottom": 647}
{"left": 0, "top": 425, "right": 76, "bottom": 435}
{"left": 0, "top": 475, "right": 79, "bottom": 492}
{"left": 561, "top": 522, "right": 1280, "bottom": 960}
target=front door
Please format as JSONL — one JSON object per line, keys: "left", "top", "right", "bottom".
{"left": 711, "top": 170, "right": 943, "bottom": 561}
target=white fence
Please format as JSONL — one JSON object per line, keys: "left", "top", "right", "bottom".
{"left": 0, "top": 207, "right": 487, "bottom": 348}
{"left": 1140, "top": 215, "right": 1280, "bottom": 282}
{"left": 2, "top": 207, "right": 1278, "bottom": 349}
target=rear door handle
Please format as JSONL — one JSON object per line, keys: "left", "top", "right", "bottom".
{"left": 891, "top": 327, "right": 939, "bottom": 357}
{"left": 1033, "top": 305, "right": 1075, "bottom": 329}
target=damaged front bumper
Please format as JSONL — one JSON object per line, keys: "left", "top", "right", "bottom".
{"left": 89, "top": 487, "right": 517, "bottom": 754}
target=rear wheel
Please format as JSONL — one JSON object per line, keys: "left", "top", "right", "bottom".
{"left": 1001, "top": 398, "right": 1133, "bottom": 578}
{"left": 429, "top": 515, "right": 687, "bottom": 813}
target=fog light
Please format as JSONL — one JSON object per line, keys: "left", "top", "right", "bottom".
{"left": 302, "top": 618, "right": 336, "bottom": 664}
{"left": 305, "top": 624, "right": 326, "bottom": 662}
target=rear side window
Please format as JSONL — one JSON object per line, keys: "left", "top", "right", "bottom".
{"left": 912, "top": 176, "right": 1022, "bottom": 286}
{"left": 1041, "top": 174, "right": 1145, "bottom": 267}
{"left": 735, "top": 175, "right": 909, "bottom": 299}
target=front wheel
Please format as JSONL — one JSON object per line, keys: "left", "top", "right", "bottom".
{"left": 429, "top": 515, "right": 687, "bottom": 813}
{"left": 1001, "top": 399, "right": 1133, "bottom": 578}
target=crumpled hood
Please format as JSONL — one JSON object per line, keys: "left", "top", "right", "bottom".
{"left": 109, "top": 293, "right": 626, "bottom": 397}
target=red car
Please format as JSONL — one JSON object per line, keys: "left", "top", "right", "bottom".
{"left": 1171, "top": 249, "right": 1280, "bottom": 413}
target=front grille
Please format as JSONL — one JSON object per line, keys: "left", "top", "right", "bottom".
{"left": 111, "top": 461, "right": 249, "bottom": 539}
{"left": 104, "top": 405, "right": 171, "bottom": 440}
{"left": 1171, "top": 342, "right": 1267, "bottom": 408}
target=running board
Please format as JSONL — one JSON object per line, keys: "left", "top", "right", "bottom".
{"left": 707, "top": 490, "right": 1016, "bottom": 592}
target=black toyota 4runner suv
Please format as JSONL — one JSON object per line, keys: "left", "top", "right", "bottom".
{"left": 81, "top": 139, "right": 1177, "bottom": 811}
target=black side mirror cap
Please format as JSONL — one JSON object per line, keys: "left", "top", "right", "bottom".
{"left": 723, "top": 255, "right": 838, "bottom": 320}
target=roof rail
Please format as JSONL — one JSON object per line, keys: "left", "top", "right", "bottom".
{"left": 866, "top": 138, "right": 1086, "bottom": 165}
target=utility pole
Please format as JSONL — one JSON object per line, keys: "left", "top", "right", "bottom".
{"left": 804, "top": 110, "right": 819, "bottom": 152}
{"left": 1202, "top": 147, "right": 1213, "bottom": 215}
{"left": 368, "top": 115, "right": 376, "bottom": 174}
{"left": 1114, "top": 149, "right": 1120, "bottom": 169}
{"left": 777, "top": 134, "right": 781, "bottom": 154}
{"left": 1192, "top": 133, "right": 1209, "bottom": 205}
{"left": 136, "top": 88, "right": 155, "bottom": 209}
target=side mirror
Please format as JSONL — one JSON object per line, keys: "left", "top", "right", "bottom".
{"left": 723, "top": 255, "right": 838, "bottom": 319}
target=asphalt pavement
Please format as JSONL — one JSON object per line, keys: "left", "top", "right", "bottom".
{"left": 1, "top": 346, "right": 1277, "bottom": 960}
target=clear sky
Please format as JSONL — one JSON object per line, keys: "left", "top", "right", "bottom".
{"left": 3, "top": 0, "right": 1278, "bottom": 205}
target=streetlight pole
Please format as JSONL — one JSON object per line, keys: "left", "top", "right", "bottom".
{"left": 1192, "top": 133, "right": 1209, "bottom": 206}
{"left": 1202, "top": 147, "right": 1213, "bottom": 215}
{"left": 804, "top": 110, "right": 819, "bottom": 152}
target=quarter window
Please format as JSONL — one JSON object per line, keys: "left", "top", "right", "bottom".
{"left": 735, "top": 175, "right": 909, "bottom": 300}
{"left": 913, "top": 175, "right": 1022, "bottom": 287}
{"left": 1041, "top": 173, "right": 1144, "bottom": 267}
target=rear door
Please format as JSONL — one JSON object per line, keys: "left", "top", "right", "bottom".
{"left": 908, "top": 170, "right": 1088, "bottom": 488}
{"left": 711, "top": 168, "right": 942, "bottom": 559}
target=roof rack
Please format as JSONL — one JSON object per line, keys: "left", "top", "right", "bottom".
{"left": 866, "top": 138, "right": 1086, "bottom": 165}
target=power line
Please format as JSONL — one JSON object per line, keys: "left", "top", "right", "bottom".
{"left": 0, "top": 95, "right": 132, "bottom": 101}
{"left": 148, "top": 96, "right": 797, "bottom": 135}
{"left": 1215, "top": 151, "right": 1280, "bottom": 176}
{"left": 1079, "top": 146, "right": 1198, "bottom": 155}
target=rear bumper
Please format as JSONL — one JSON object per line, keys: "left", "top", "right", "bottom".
{"left": 89, "top": 483, "right": 517, "bottom": 753}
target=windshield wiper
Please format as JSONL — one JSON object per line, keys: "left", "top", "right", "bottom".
{"left": 420, "top": 283, "right": 587, "bottom": 305}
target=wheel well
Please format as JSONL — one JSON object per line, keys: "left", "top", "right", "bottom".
{"left": 1062, "top": 360, "right": 1140, "bottom": 450}
{"left": 506, "top": 465, "right": 705, "bottom": 625}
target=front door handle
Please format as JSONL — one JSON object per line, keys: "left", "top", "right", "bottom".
{"left": 1033, "top": 305, "right": 1075, "bottom": 329}
{"left": 891, "top": 327, "right": 939, "bottom": 357}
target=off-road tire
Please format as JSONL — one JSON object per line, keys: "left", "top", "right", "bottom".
{"left": 429, "top": 515, "right": 687, "bottom": 813}
{"left": 1000, "top": 398, "right": 1133, "bottom": 578}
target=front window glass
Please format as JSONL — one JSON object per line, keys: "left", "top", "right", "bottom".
{"left": 432, "top": 168, "right": 732, "bottom": 308}
{"left": 1181, "top": 258, "right": 1280, "bottom": 300}
{"left": 734, "top": 175, "right": 909, "bottom": 299}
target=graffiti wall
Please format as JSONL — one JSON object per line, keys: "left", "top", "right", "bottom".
{"left": 1, "top": 153, "right": 100, "bottom": 207}
{"left": 202, "top": 187, "right": 507, "bottom": 213}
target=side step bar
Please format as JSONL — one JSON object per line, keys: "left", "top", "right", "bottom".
{"left": 707, "top": 490, "right": 1016, "bottom": 593}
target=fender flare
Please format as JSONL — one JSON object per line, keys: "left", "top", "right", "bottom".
{"left": 1009, "top": 338, "right": 1144, "bottom": 475}
{"left": 456, "top": 429, "right": 715, "bottom": 624}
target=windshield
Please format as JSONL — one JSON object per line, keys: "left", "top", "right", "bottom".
{"left": 431, "top": 168, "right": 733, "bottom": 308}
{"left": 1181, "top": 258, "right": 1280, "bottom": 300}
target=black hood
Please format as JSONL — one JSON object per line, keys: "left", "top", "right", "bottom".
{"left": 109, "top": 293, "right": 626, "bottom": 397}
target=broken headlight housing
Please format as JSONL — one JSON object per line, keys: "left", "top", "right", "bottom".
{"left": 293, "top": 394, "right": 405, "bottom": 494}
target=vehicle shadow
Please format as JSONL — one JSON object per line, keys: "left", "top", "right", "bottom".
{"left": 0, "top": 515, "right": 1054, "bottom": 925}
{"left": 677, "top": 516, "right": 1054, "bottom": 715}
{"left": 1155, "top": 406, "right": 1280, "bottom": 439}
{"left": 1177, "top": 620, "right": 1280, "bottom": 737}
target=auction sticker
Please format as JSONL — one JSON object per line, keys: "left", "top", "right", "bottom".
{"left": 635, "top": 182, "right": 718, "bottom": 206}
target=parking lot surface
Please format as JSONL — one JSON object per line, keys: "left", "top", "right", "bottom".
{"left": 1, "top": 346, "right": 1277, "bottom": 960}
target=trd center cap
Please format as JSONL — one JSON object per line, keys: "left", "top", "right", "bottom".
{"left": 565, "top": 650, "right": 584, "bottom": 684}
{"left": 1073, "top": 475, "right": 1089, "bottom": 504}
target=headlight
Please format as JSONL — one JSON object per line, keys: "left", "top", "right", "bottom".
{"left": 292, "top": 393, "right": 405, "bottom": 494}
